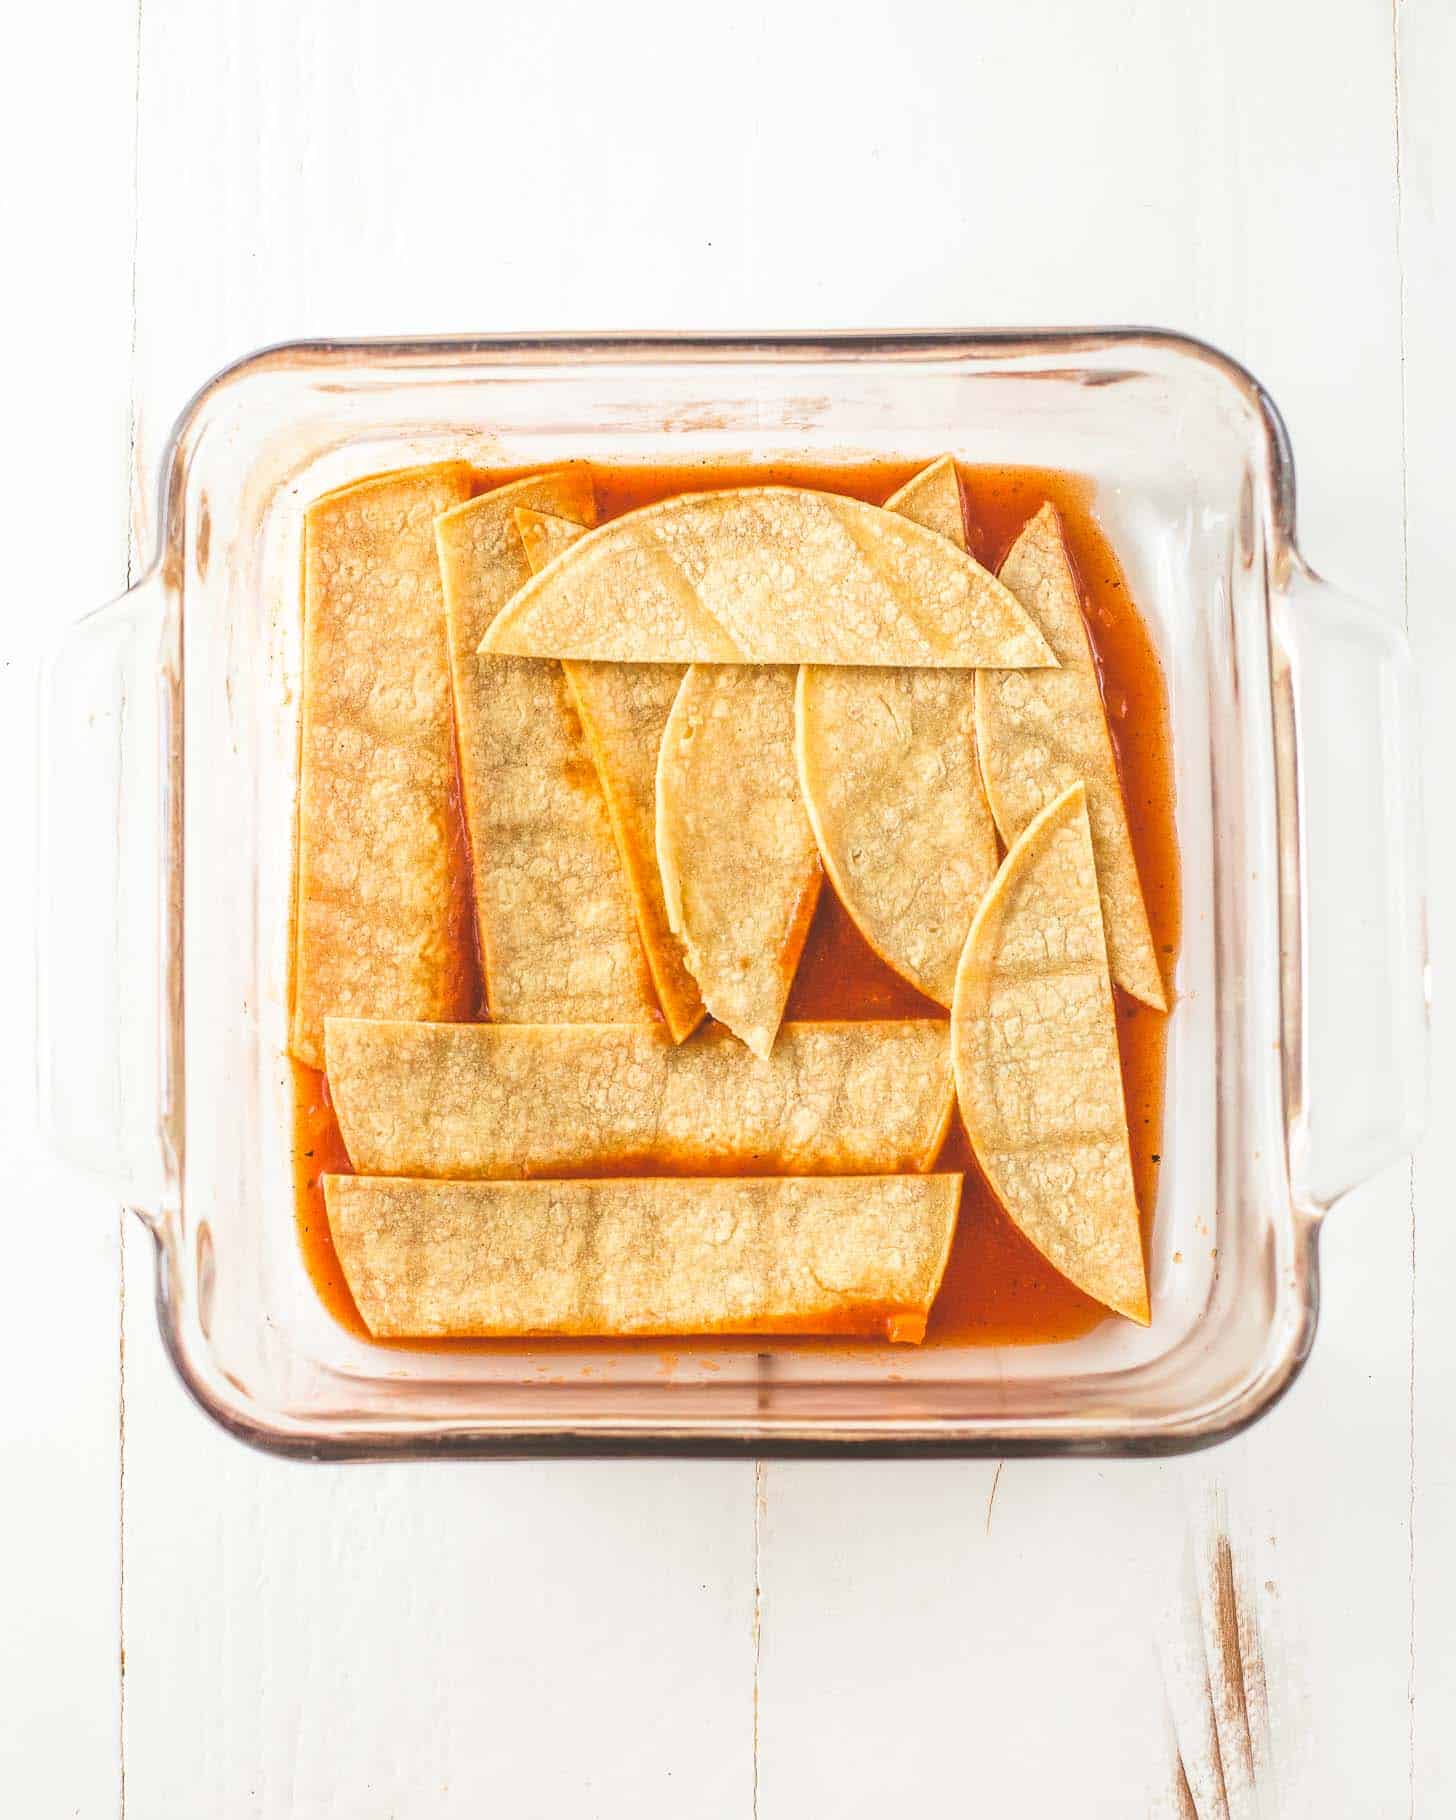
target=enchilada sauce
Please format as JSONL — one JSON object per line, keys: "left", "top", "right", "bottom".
{"left": 293, "top": 461, "right": 1180, "bottom": 1347}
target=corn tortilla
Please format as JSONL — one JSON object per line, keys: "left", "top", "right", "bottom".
{"left": 951, "top": 781, "right": 1148, "bottom": 1324}
{"left": 434, "top": 472, "right": 657, "bottom": 1024}
{"left": 290, "top": 461, "right": 476, "bottom": 1068}
{"left": 656, "top": 665, "right": 822, "bottom": 1058}
{"left": 796, "top": 459, "right": 1000, "bottom": 1006}
{"left": 325, "top": 1017, "right": 954, "bottom": 1178}
{"left": 324, "top": 1172, "right": 962, "bottom": 1341}
{"left": 515, "top": 506, "right": 704, "bottom": 1042}
{"left": 883, "top": 453, "right": 967, "bottom": 545}
{"left": 480, "top": 487, "right": 1056, "bottom": 667}
{"left": 976, "top": 502, "right": 1165, "bottom": 1009}
{"left": 511, "top": 501, "right": 582, "bottom": 576}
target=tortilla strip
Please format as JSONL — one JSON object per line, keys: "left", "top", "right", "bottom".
{"left": 975, "top": 503, "right": 1165, "bottom": 1009}
{"left": 515, "top": 507, "right": 704, "bottom": 1042}
{"left": 796, "top": 459, "right": 1000, "bottom": 1006}
{"left": 324, "top": 1172, "right": 962, "bottom": 1341}
{"left": 290, "top": 461, "right": 476, "bottom": 1068}
{"left": 325, "top": 1017, "right": 954, "bottom": 1178}
{"left": 434, "top": 472, "right": 657, "bottom": 1024}
{"left": 656, "top": 665, "right": 822, "bottom": 1057}
{"left": 951, "top": 782, "right": 1149, "bottom": 1324}
{"left": 480, "top": 487, "right": 1056, "bottom": 667}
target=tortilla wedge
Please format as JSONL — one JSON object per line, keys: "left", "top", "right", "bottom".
{"left": 324, "top": 1172, "right": 962, "bottom": 1341}
{"left": 511, "top": 502, "right": 582, "bottom": 575}
{"left": 951, "top": 781, "right": 1149, "bottom": 1324}
{"left": 976, "top": 502, "right": 1165, "bottom": 1009}
{"left": 514, "top": 507, "right": 704, "bottom": 1042}
{"left": 883, "top": 452, "right": 968, "bottom": 545}
{"left": 480, "top": 487, "right": 1056, "bottom": 667}
{"left": 656, "top": 665, "right": 822, "bottom": 1057}
{"left": 796, "top": 458, "right": 1001, "bottom": 1006}
{"left": 325, "top": 1017, "right": 954, "bottom": 1178}
{"left": 434, "top": 472, "right": 658, "bottom": 1025}
{"left": 290, "top": 461, "right": 476, "bottom": 1068}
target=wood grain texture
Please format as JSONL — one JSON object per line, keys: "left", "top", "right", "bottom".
{"left": 0, "top": 5, "right": 138, "bottom": 1816}
{"left": 120, "top": 1249, "right": 755, "bottom": 1815}
{"left": 5, "top": 0, "right": 1444, "bottom": 1814}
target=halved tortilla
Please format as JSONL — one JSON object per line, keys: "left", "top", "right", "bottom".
{"left": 951, "top": 781, "right": 1149, "bottom": 1324}
{"left": 290, "top": 461, "right": 476, "bottom": 1068}
{"left": 796, "top": 459, "right": 1000, "bottom": 1006}
{"left": 434, "top": 472, "right": 658, "bottom": 1024}
{"left": 324, "top": 1172, "right": 962, "bottom": 1341}
{"left": 976, "top": 503, "right": 1165, "bottom": 1009}
{"left": 480, "top": 487, "right": 1056, "bottom": 667}
{"left": 325, "top": 1017, "right": 954, "bottom": 1178}
{"left": 515, "top": 506, "right": 703, "bottom": 1042}
{"left": 656, "top": 665, "right": 822, "bottom": 1057}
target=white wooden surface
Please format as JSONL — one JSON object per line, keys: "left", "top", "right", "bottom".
{"left": 1, "top": 1, "right": 1447, "bottom": 1813}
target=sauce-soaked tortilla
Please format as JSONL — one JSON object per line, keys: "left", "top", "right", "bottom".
{"left": 952, "top": 782, "right": 1148, "bottom": 1323}
{"left": 434, "top": 471, "right": 658, "bottom": 1024}
{"left": 976, "top": 502, "right": 1165, "bottom": 1009}
{"left": 796, "top": 457, "right": 1000, "bottom": 1006}
{"left": 325, "top": 1017, "right": 955, "bottom": 1178}
{"left": 515, "top": 506, "right": 703, "bottom": 1041}
{"left": 291, "top": 461, "right": 476, "bottom": 1067}
{"left": 656, "top": 664, "right": 822, "bottom": 1057}
{"left": 325, "top": 1172, "right": 962, "bottom": 1341}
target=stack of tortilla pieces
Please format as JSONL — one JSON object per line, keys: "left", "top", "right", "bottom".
{"left": 291, "top": 456, "right": 1165, "bottom": 1342}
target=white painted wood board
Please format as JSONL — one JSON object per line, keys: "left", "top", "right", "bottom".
{"left": 1399, "top": 0, "right": 1455, "bottom": 1811}
{"left": 0, "top": 6, "right": 139, "bottom": 1817}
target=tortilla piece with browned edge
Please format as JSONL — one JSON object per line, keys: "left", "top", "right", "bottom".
{"left": 324, "top": 1172, "right": 963, "bottom": 1341}
{"left": 883, "top": 451, "right": 967, "bottom": 544}
{"left": 324, "top": 1017, "right": 954, "bottom": 1178}
{"left": 290, "top": 461, "right": 476, "bottom": 1069}
{"left": 951, "top": 781, "right": 1149, "bottom": 1324}
{"left": 480, "top": 487, "right": 1056, "bottom": 667}
{"left": 514, "top": 506, "right": 703, "bottom": 1042}
{"left": 656, "top": 665, "right": 822, "bottom": 1058}
{"left": 434, "top": 471, "right": 658, "bottom": 1025}
{"left": 796, "top": 458, "right": 1001, "bottom": 1006}
{"left": 975, "top": 502, "right": 1165, "bottom": 1009}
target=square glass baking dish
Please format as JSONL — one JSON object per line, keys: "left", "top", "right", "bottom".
{"left": 39, "top": 331, "right": 1428, "bottom": 1458}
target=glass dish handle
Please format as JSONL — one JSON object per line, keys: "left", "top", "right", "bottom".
{"left": 37, "top": 568, "right": 179, "bottom": 1220}
{"left": 1277, "top": 563, "right": 1428, "bottom": 1210}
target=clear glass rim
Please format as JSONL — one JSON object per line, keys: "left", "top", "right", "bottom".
{"left": 158, "top": 323, "right": 1300, "bottom": 550}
